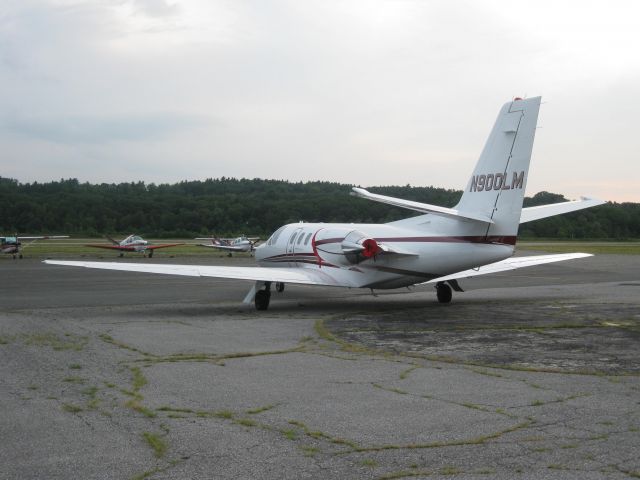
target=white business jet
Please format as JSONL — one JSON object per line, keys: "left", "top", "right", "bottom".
{"left": 46, "top": 97, "right": 604, "bottom": 310}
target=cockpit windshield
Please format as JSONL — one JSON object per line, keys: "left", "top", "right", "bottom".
{"left": 3, "top": 236, "right": 17, "bottom": 244}
{"left": 267, "top": 226, "right": 286, "bottom": 246}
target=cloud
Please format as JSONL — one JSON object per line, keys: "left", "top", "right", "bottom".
{"left": 131, "top": 0, "right": 180, "bottom": 18}
{"left": 0, "top": 0, "right": 639, "bottom": 201}
{"left": 4, "top": 112, "right": 210, "bottom": 144}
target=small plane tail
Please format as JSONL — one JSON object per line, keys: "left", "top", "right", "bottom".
{"left": 454, "top": 96, "right": 541, "bottom": 239}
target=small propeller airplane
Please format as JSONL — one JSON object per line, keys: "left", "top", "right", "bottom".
{"left": 196, "top": 235, "right": 260, "bottom": 255}
{"left": 47, "top": 97, "right": 605, "bottom": 310}
{"left": 85, "top": 235, "right": 183, "bottom": 257}
{"left": 1, "top": 234, "right": 69, "bottom": 259}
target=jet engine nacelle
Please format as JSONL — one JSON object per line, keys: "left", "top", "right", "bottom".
{"left": 314, "top": 228, "right": 380, "bottom": 265}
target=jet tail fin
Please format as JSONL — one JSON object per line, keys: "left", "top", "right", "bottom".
{"left": 388, "top": 97, "right": 540, "bottom": 235}
{"left": 368, "top": 97, "right": 600, "bottom": 236}
{"left": 454, "top": 97, "right": 541, "bottom": 238}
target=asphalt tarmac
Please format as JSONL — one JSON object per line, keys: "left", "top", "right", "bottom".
{"left": 1, "top": 252, "right": 639, "bottom": 479}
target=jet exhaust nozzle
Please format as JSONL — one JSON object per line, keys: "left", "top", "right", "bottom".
{"left": 339, "top": 232, "right": 380, "bottom": 262}
{"left": 361, "top": 238, "right": 378, "bottom": 258}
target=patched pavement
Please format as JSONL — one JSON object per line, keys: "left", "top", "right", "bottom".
{"left": 1, "top": 254, "right": 639, "bottom": 479}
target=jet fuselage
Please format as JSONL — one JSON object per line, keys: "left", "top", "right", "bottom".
{"left": 256, "top": 222, "right": 513, "bottom": 289}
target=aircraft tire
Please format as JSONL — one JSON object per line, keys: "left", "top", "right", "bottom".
{"left": 149, "top": 250, "right": 153, "bottom": 258}
{"left": 255, "top": 290, "right": 271, "bottom": 310}
{"left": 436, "top": 283, "right": 452, "bottom": 303}
{"left": 276, "top": 282, "right": 285, "bottom": 293}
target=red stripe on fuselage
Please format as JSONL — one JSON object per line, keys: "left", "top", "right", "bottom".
{"left": 314, "top": 235, "right": 517, "bottom": 247}
{"left": 374, "top": 236, "right": 517, "bottom": 246}
{"left": 263, "top": 252, "right": 338, "bottom": 268}
{"left": 310, "top": 229, "right": 324, "bottom": 267}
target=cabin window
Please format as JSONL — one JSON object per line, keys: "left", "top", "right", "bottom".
{"left": 304, "top": 232, "right": 312, "bottom": 245}
{"left": 297, "top": 232, "right": 305, "bottom": 245}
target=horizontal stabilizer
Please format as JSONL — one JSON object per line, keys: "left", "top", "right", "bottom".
{"left": 520, "top": 197, "right": 605, "bottom": 223}
{"left": 424, "top": 252, "right": 592, "bottom": 283}
{"left": 351, "top": 187, "right": 493, "bottom": 224}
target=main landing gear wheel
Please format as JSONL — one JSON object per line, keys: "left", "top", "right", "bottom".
{"left": 275, "top": 282, "right": 285, "bottom": 293}
{"left": 436, "top": 282, "right": 452, "bottom": 304}
{"left": 148, "top": 250, "right": 153, "bottom": 258}
{"left": 255, "top": 289, "right": 271, "bottom": 310}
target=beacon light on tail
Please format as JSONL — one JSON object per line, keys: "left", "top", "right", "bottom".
{"left": 45, "top": 97, "right": 605, "bottom": 310}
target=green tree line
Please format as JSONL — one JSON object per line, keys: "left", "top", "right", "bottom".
{"left": 1, "top": 177, "right": 638, "bottom": 239}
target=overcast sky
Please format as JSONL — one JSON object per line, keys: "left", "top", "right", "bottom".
{"left": 1, "top": 0, "right": 638, "bottom": 201}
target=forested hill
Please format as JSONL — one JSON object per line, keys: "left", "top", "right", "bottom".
{"left": 1, "top": 177, "right": 638, "bottom": 239}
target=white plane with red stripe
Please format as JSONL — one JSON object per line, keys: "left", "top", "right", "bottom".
{"left": 85, "top": 235, "right": 182, "bottom": 257}
{"left": 196, "top": 235, "right": 260, "bottom": 254}
{"left": 45, "top": 97, "right": 604, "bottom": 310}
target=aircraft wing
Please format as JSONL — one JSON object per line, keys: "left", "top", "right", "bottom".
{"left": 43, "top": 260, "right": 348, "bottom": 287}
{"left": 146, "top": 243, "right": 183, "bottom": 250}
{"left": 197, "top": 244, "right": 248, "bottom": 252}
{"left": 351, "top": 187, "right": 493, "bottom": 224}
{"left": 520, "top": 197, "right": 605, "bottom": 223}
{"left": 85, "top": 244, "right": 136, "bottom": 251}
{"left": 18, "top": 235, "right": 69, "bottom": 240}
{"left": 423, "top": 253, "right": 592, "bottom": 283}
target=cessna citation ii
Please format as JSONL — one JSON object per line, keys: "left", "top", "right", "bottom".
{"left": 46, "top": 97, "right": 605, "bottom": 310}
{"left": 86, "top": 235, "right": 182, "bottom": 257}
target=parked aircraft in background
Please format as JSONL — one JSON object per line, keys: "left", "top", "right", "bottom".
{"left": 86, "top": 235, "right": 182, "bottom": 257}
{"left": 47, "top": 97, "right": 605, "bottom": 310}
{"left": 196, "top": 235, "right": 260, "bottom": 255}
{"left": 1, "top": 235, "right": 69, "bottom": 259}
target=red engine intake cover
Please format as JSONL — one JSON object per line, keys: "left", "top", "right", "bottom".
{"left": 361, "top": 238, "right": 378, "bottom": 258}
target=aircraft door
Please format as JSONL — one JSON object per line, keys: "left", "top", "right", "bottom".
{"left": 286, "top": 228, "right": 304, "bottom": 266}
